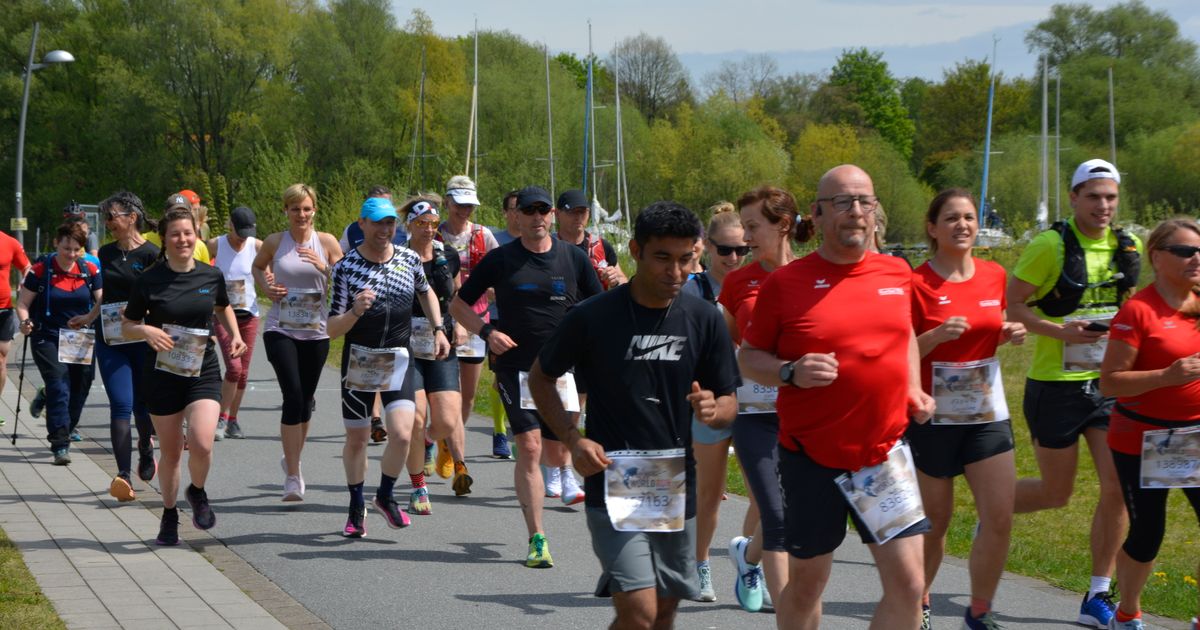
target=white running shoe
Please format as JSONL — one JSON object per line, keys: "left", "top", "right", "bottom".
{"left": 281, "top": 457, "right": 304, "bottom": 501}
{"left": 560, "top": 466, "right": 585, "bottom": 505}
{"left": 544, "top": 465, "right": 562, "bottom": 498}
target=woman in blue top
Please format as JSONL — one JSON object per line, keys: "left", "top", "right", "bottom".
{"left": 15, "top": 222, "right": 102, "bottom": 465}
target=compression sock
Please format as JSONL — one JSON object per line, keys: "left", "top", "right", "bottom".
{"left": 1116, "top": 609, "right": 1141, "bottom": 622}
{"left": 348, "top": 482, "right": 365, "bottom": 512}
{"left": 409, "top": 472, "right": 426, "bottom": 490}
{"left": 377, "top": 474, "right": 397, "bottom": 502}
{"left": 969, "top": 598, "right": 991, "bottom": 618}
{"left": 489, "top": 386, "right": 506, "bottom": 434}
{"left": 1089, "top": 576, "right": 1112, "bottom": 598}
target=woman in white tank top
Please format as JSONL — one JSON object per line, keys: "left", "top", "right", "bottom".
{"left": 207, "top": 206, "right": 262, "bottom": 441}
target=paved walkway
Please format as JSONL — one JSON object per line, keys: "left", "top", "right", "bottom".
{"left": 0, "top": 332, "right": 1187, "bottom": 629}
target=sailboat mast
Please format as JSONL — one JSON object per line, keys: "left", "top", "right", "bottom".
{"left": 616, "top": 60, "right": 631, "bottom": 237}
{"left": 979, "top": 36, "right": 998, "bottom": 225}
{"left": 1055, "top": 74, "right": 1062, "bottom": 222}
{"left": 1038, "top": 55, "right": 1049, "bottom": 228}
{"left": 1108, "top": 66, "right": 1117, "bottom": 167}
{"left": 545, "top": 44, "right": 556, "bottom": 200}
{"left": 465, "top": 19, "right": 479, "bottom": 176}
{"left": 473, "top": 22, "right": 480, "bottom": 183}
{"left": 588, "top": 20, "right": 599, "bottom": 224}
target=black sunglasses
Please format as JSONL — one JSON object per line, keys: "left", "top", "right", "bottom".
{"left": 519, "top": 206, "right": 553, "bottom": 216}
{"left": 713, "top": 243, "right": 751, "bottom": 257}
{"left": 1160, "top": 244, "right": 1200, "bottom": 259}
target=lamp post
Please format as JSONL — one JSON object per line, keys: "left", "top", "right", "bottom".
{"left": 15, "top": 22, "right": 75, "bottom": 249}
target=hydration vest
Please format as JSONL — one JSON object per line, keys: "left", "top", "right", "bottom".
{"left": 583, "top": 231, "right": 610, "bottom": 289}
{"left": 1031, "top": 221, "right": 1140, "bottom": 317}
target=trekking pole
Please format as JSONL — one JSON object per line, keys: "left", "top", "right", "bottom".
{"left": 10, "top": 334, "right": 28, "bottom": 445}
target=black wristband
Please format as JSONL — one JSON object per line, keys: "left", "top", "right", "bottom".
{"left": 479, "top": 323, "right": 495, "bottom": 341}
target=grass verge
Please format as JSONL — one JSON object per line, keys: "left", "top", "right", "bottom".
{"left": 0, "top": 527, "right": 65, "bottom": 630}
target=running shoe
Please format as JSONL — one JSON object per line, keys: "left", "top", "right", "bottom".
{"left": 526, "top": 533, "right": 553, "bottom": 568}
{"left": 492, "top": 432, "right": 512, "bottom": 459}
{"left": 963, "top": 608, "right": 1004, "bottom": 629}
{"left": 1079, "top": 591, "right": 1117, "bottom": 628}
{"left": 452, "top": 464, "right": 473, "bottom": 497}
{"left": 52, "top": 447, "right": 71, "bottom": 466}
{"left": 214, "top": 418, "right": 226, "bottom": 441}
{"left": 185, "top": 484, "right": 216, "bottom": 530}
{"left": 156, "top": 508, "right": 180, "bottom": 546}
{"left": 283, "top": 475, "right": 304, "bottom": 502}
{"left": 1189, "top": 617, "right": 1197, "bottom": 630}
{"left": 137, "top": 438, "right": 156, "bottom": 482}
{"left": 69, "top": 430, "right": 83, "bottom": 442}
{"left": 370, "top": 417, "right": 387, "bottom": 443}
{"left": 1106, "top": 617, "right": 1144, "bottom": 630}
{"left": 728, "top": 536, "right": 764, "bottom": 613}
{"left": 423, "top": 440, "right": 435, "bottom": 477}
{"left": 342, "top": 505, "right": 366, "bottom": 538}
{"left": 560, "top": 466, "right": 585, "bottom": 506}
{"left": 544, "top": 465, "right": 562, "bottom": 498}
{"left": 109, "top": 475, "right": 135, "bottom": 502}
{"left": 30, "top": 387, "right": 46, "bottom": 418}
{"left": 407, "top": 487, "right": 432, "bottom": 515}
{"left": 374, "top": 495, "right": 412, "bottom": 528}
{"left": 696, "top": 561, "right": 716, "bottom": 602}
{"left": 921, "top": 603, "right": 931, "bottom": 630}
{"left": 224, "top": 419, "right": 244, "bottom": 439}
{"left": 435, "top": 440, "right": 453, "bottom": 479}
{"left": 0, "top": 417, "right": 6, "bottom": 427}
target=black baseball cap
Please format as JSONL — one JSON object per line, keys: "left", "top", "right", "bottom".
{"left": 556, "top": 189, "right": 588, "bottom": 211}
{"left": 230, "top": 206, "right": 257, "bottom": 238}
{"left": 517, "top": 186, "right": 553, "bottom": 209}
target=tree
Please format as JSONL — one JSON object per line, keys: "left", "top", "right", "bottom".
{"left": 702, "top": 54, "right": 778, "bottom": 104}
{"left": 610, "top": 33, "right": 691, "bottom": 121}
{"left": 1026, "top": 1, "right": 1198, "bottom": 69}
{"left": 826, "top": 48, "right": 915, "bottom": 160}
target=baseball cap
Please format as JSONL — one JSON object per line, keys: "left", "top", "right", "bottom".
{"left": 556, "top": 189, "right": 588, "bottom": 211}
{"left": 406, "top": 200, "right": 439, "bottom": 224}
{"left": 517, "top": 186, "right": 553, "bottom": 209}
{"left": 62, "top": 200, "right": 83, "bottom": 216}
{"left": 1071, "top": 159, "right": 1121, "bottom": 190}
{"left": 165, "top": 195, "right": 192, "bottom": 214}
{"left": 445, "top": 175, "right": 480, "bottom": 206}
{"left": 360, "top": 196, "right": 399, "bottom": 222}
{"left": 177, "top": 189, "right": 201, "bottom": 206}
{"left": 230, "top": 206, "right": 257, "bottom": 238}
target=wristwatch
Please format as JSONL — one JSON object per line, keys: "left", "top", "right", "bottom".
{"left": 778, "top": 360, "right": 796, "bottom": 387}
{"left": 433, "top": 325, "right": 446, "bottom": 334}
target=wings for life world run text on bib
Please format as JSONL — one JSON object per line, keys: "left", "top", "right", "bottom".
{"left": 410, "top": 317, "right": 436, "bottom": 360}
{"left": 100, "top": 302, "right": 136, "bottom": 345}
{"left": 279, "top": 288, "right": 323, "bottom": 331}
{"left": 57, "top": 328, "right": 95, "bottom": 365}
{"left": 155, "top": 324, "right": 208, "bottom": 377}
{"left": 1062, "top": 311, "right": 1115, "bottom": 372}
{"left": 345, "top": 345, "right": 410, "bottom": 392}
{"left": 930, "top": 357, "right": 1008, "bottom": 425}
{"left": 519, "top": 371, "right": 580, "bottom": 413}
{"left": 1141, "top": 426, "right": 1200, "bottom": 488}
{"left": 604, "top": 448, "right": 687, "bottom": 532}
{"left": 835, "top": 441, "right": 926, "bottom": 544}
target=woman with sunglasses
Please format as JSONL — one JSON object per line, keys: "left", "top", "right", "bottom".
{"left": 718, "top": 186, "right": 810, "bottom": 612}
{"left": 401, "top": 196, "right": 472, "bottom": 514}
{"left": 94, "top": 192, "right": 160, "bottom": 500}
{"left": 683, "top": 202, "right": 747, "bottom": 602}
{"left": 1100, "top": 217, "right": 1200, "bottom": 630}
{"left": 908, "top": 189, "right": 1025, "bottom": 630}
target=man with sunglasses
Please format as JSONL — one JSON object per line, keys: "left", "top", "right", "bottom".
{"left": 450, "top": 185, "right": 603, "bottom": 568}
{"left": 555, "top": 189, "right": 627, "bottom": 290}
{"left": 1006, "top": 158, "right": 1143, "bottom": 628}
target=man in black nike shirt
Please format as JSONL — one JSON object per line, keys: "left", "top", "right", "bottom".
{"left": 529, "top": 201, "right": 739, "bottom": 628}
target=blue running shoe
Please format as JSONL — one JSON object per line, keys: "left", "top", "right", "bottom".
{"left": 492, "top": 432, "right": 512, "bottom": 459}
{"left": 963, "top": 607, "right": 1004, "bottom": 629}
{"left": 1079, "top": 591, "right": 1116, "bottom": 628}
{"left": 727, "top": 536, "right": 763, "bottom": 613}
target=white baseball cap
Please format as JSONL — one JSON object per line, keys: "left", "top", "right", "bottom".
{"left": 1071, "top": 159, "right": 1121, "bottom": 190}
{"left": 445, "top": 175, "right": 480, "bottom": 206}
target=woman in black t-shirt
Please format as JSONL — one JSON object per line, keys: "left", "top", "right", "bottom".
{"left": 123, "top": 208, "right": 247, "bottom": 546}
{"left": 95, "top": 191, "right": 160, "bottom": 502}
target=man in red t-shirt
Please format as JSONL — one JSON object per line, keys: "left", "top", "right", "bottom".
{"left": 740, "top": 164, "right": 934, "bottom": 629}
{"left": 0, "top": 230, "right": 32, "bottom": 416}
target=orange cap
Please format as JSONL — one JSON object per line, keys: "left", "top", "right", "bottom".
{"left": 177, "top": 189, "right": 201, "bottom": 205}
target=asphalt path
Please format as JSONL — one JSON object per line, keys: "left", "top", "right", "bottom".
{"left": 13, "top": 328, "right": 1186, "bottom": 629}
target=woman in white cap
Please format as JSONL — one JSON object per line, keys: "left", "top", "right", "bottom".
{"left": 207, "top": 206, "right": 262, "bottom": 440}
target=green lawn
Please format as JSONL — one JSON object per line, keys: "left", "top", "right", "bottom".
{"left": 0, "top": 528, "right": 65, "bottom": 630}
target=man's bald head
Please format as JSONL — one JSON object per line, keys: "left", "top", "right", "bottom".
{"left": 816, "top": 164, "right": 874, "bottom": 199}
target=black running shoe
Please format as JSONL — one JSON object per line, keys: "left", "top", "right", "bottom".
{"left": 224, "top": 419, "right": 244, "bottom": 439}
{"left": 342, "top": 504, "right": 366, "bottom": 538}
{"left": 370, "top": 417, "right": 387, "bottom": 443}
{"left": 185, "top": 484, "right": 216, "bottom": 530}
{"left": 157, "top": 508, "right": 180, "bottom": 546}
{"left": 30, "top": 387, "right": 46, "bottom": 418}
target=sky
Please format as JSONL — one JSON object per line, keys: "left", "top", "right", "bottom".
{"left": 390, "top": 0, "right": 1200, "bottom": 82}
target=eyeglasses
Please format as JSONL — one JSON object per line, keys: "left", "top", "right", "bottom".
{"left": 816, "top": 194, "right": 879, "bottom": 212}
{"left": 519, "top": 206, "right": 553, "bottom": 216}
{"left": 105, "top": 212, "right": 132, "bottom": 221}
{"left": 1159, "top": 244, "right": 1200, "bottom": 259}
{"left": 713, "top": 243, "right": 750, "bottom": 257}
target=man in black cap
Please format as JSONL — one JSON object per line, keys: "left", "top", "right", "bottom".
{"left": 450, "top": 185, "right": 604, "bottom": 568}
{"left": 555, "top": 189, "right": 627, "bottom": 289}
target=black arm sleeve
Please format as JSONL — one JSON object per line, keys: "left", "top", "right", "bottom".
{"left": 457, "top": 247, "right": 501, "bottom": 305}
{"left": 602, "top": 240, "right": 618, "bottom": 266}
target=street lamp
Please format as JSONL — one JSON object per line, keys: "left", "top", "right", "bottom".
{"left": 14, "top": 22, "right": 75, "bottom": 249}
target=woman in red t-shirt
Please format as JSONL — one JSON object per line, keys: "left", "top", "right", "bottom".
{"left": 908, "top": 189, "right": 1026, "bottom": 627}
{"left": 1100, "top": 217, "right": 1200, "bottom": 628}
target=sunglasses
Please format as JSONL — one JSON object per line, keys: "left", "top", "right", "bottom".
{"left": 105, "top": 212, "right": 132, "bottom": 221}
{"left": 1159, "top": 244, "right": 1200, "bottom": 259}
{"left": 519, "top": 206, "right": 553, "bottom": 216}
{"left": 713, "top": 243, "right": 751, "bottom": 257}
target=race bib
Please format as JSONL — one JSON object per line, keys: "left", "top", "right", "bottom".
{"left": 604, "top": 448, "right": 687, "bottom": 532}
{"left": 279, "top": 288, "right": 323, "bottom": 330}
{"left": 930, "top": 358, "right": 1008, "bottom": 425}
{"left": 226, "top": 278, "right": 251, "bottom": 311}
{"left": 737, "top": 380, "right": 777, "bottom": 414}
{"left": 155, "top": 324, "right": 209, "bottom": 377}
{"left": 100, "top": 302, "right": 136, "bottom": 346}
{"left": 346, "top": 345, "right": 410, "bottom": 392}
{"left": 57, "top": 328, "right": 95, "bottom": 365}
{"left": 1062, "top": 313, "right": 1114, "bottom": 372}
{"left": 456, "top": 333, "right": 486, "bottom": 359}
{"left": 519, "top": 371, "right": 580, "bottom": 413}
{"left": 1141, "top": 426, "right": 1200, "bottom": 488}
{"left": 835, "top": 442, "right": 926, "bottom": 545}
{"left": 411, "top": 317, "right": 436, "bottom": 361}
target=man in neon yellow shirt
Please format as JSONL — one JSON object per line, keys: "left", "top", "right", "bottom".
{"left": 1006, "top": 158, "right": 1142, "bottom": 629}
{"left": 144, "top": 194, "right": 211, "bottom": 263}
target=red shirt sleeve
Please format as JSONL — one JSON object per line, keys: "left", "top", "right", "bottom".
{"left": 1109, "top": 299, "right": 1145, "bottom": 350}
{"left": 742, "top": 273, "right": 781, "bottom": 353}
